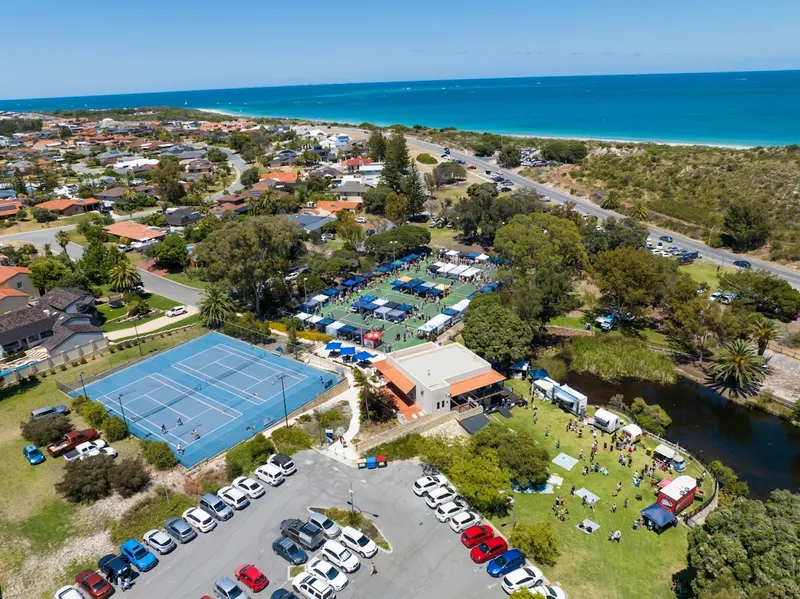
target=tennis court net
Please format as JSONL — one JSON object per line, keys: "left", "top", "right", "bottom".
{"left": 129, "top": 382, "right": 204, "bottom": 422}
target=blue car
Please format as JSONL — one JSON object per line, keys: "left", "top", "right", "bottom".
{"left": 120, "top": 539, "right": 159, "bottom": 572}
{"left": 23, "top": 444, "right": 45, "bottom": 465}
{"left": 272, "top": 537, "right": 307, "bottom": 565}
{"left": 487, "top": 548, "right": 526, "bottom": 577}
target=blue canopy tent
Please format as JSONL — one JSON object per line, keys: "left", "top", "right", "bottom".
{"left": 376, "top": 264, "right": 394, "bottom": 273}
{"left": 339, "top": 325, "right": 358, "bottom": 339}
{"left": 400, "top": 255, "right": 414, "bottom": 263}
{"left": 339, "top": 346, "right": 356, "bottom": 356}
{"left": 325, "top": 342, "right": 342, "bottom": 351}
{"left": 530, "top": 368, "right": 550, "bottom": 381}
{"left": 335, "top": 284, "right": 348, "bottom": 292}
{"left": 426, "top": 287, "right": 443, "bottom": 296}
{"left": 396, "top": 304, "right": 414, "bottom": 313}
{"left": 352, "top": 276, "right": 366, "bottom": 286}
{"left": 465, "top": 251, "right": 480, "bottom": 259}
{"left": 362, "top": 302, "right": 379, "bottom": 312}
{"left": 342, "top": 279, "right": 357, "bottom": 287}
{"left": 300, "top": 299, "right": 320, "bottom": 312}
{"left": 353, "top": 328, "right": 369, "bottom": 342}
{"left": 390, "top": 279, "right": 404, "bottom": 288}
{"left": 315, "top": 317, "right": 335, "bottom": 331}
{"left": 479, "top": 282, "right": 500, "bottom": 294}
{"left": 391, "top": 260, "right": 404, "bottom": 268}
{"left": 640, "top": 504, "right": 678, "bottom": 533}
{"left": 354, "top": 351, "right": 374, "bottom": 361}
{"left": 402, "top": 278, "right": 424, "bottom": 290}
{"left": 509, "top": 360, "right": 530, "bottom": 380}
{"left": 322, "top": 288, "right": 339, "bottom": 297}
{"left": 350, "top": 299, "right": 369, "bottom": 310}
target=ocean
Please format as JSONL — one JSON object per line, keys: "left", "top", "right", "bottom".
{"left": 3, "top": 70, "right": 800, "bottom": 147}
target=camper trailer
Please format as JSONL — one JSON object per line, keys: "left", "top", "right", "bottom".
{"left": 552, "top": 384, "right": 588, "bottom": 417}
{"left": 531, "top": 377, "right": 559, "bottom": 400}
{"left": 592, "top": 408, "right": 621, "bottom": 433}
{"left": 621, "top": 423, "right": 643, "bottom": 443}
{"left": 653, "top": 444, "right": 687, "bottom": 472}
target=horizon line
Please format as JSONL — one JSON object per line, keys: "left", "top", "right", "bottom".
{"left": 2, "top": 67, "right": 799, "bottom": 104}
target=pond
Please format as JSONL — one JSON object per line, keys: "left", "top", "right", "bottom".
{"left": 565, "top": 372, "right": 800, "bottom": 500}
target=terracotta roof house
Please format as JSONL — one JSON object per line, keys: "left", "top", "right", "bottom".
{"left": 260, "top": 170, "right": 299, "bottom": 184}
{"left": 0, "top": 287, "right": 30, "bottom": 314}
{"left": 312, "top": 200, "right": 362, "bottom": 215}
{"left": 343, "top": 157, "right": 372, "bottom": 171}
{"left": 0, "top": 266, "right": 37, "bottom": 298}
{"left": 104, "top": 222, "right": 166, "bottom": 242}
{"left": 34, "top": 197, "right": 100, "bottom": 217}
{"left": 0, "top": 201, "right": 23, "bottom": 219}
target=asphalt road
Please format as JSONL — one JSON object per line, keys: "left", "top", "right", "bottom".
{"left": 410, "top": 138, "right": 800, "bottom": 288}
{"left": 120, "top": 453, "right": 504, "bottom": 599}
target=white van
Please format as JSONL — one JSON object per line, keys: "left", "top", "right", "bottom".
{"left": 255, "top": 463, "right": 285, "bottom": 487}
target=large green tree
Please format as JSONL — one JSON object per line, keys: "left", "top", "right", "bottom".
{"left": 665, "top": 295, "right": 744, "bottom": 362}
{"left": 152, "top": 156, "right": 186, "bottom": 204}
{"left": 385, "top": 192, "right": 409, "bottom": 225}
{"left": 29, "top": 258, "right": 71, "bottom": 294}
{"left": 402, "top": 161, "right": 425, "bottom": 217}
{"left": 498, "top": 145, "right": 521, "bottom": 168}
{"left": 151, "top": 234, "right": 189, "bottom": 270}
{"left": 362, "top": 185, "right": 392, "bottom": 215}
{"left": 509, "top": 522, "right": 560, "bottom": 567}
{"left": 461, "top": 293, "right": 533, "bottom": 365}
{"left": 724, "top": 199, "right": 771, "bottom": 251}
{"left": 380, "top": 131, "right": 410, "bottom": 192}
{"left": 335, "top": 210, "right": 365, "bottom": 248}
{"left": 364, "top": 225, "right": 430, "bottom": 260}
{"left": 584, "top": 217, "right": 648, "bottom": 258}
{"left": 366, "top": 130, "right": 387, "bottom": 162}
{"left": 719, "top": 269, "right": 800, "bottom": 320}
{"left": 107, "top": 260, "right": 141, "bottom": 292}
{"left": 709, "top": 339, "right": 768, "bottom": 396}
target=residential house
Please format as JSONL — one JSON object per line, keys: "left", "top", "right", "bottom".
{"left": 311, "top": 200, "right": 362, "bottom": 216}
{"left": 104, "top": 221, "right": 166, "bottom": 242}
{"left": 212, "top": 194, "right": 249, "bottom": 217}
{"left": 113, "top": 158, "right": 159, "bottom": 174}
{"left": 343, "top": 157, "right": 372, "bottom": 173}
{"left": 96, "top": 149, "right": 131, "bottom": 165}
{"left": 39, "top": 287, "right": 95, "bottom": 315}
{"left": 357, "top": 162, "right": 384, "bottom": 187}
{"left": 287, "top": 214, "right": 336, "bottom": 233}
{"left": 164, "top": 207, "right": 203, "bottom": 227}
{"left": 260, "top": 170, "right": 299, "bottom": 185}
{"left": 0, "top": 200, "right": 22, "bottom": 219}
{"left": 133, "top": 184, "right": 157, "bottom": 197}
{"left": 186, "top": 159, "right": 214, "bottom": 174}
{"left": 335, "top": 181, "right": 371, "bottom": 201}
{"left": 341, "top": 140, "right": 367, "bottom": 158}
{"left": 268, "top": 150, "right": 297, "bottom": 167}
{"left": 0, "top": 303, "right": 103, "bottom": 356}
{"left": 0, "top": 288, "right": 30, "bottom": 314}
{"left": 34, "top": 197, "right": 100, "bottom": 217}
{"left": 0, "top": 266, "right": 37, "bottom": 298}
{"left": 95, "top": 187, "right": 129, "bottom": 203}
{"left": 326, "top": 133, "right": 351, "bottom": 149}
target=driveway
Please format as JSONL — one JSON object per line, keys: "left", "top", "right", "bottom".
{"left": 122, "top": 453, "right": 501, "bottom": 599}
{"left": 103, "top": 306, "right": 198, "bottom": 340}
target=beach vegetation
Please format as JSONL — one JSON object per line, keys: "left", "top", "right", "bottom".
{"left": 498, "top": 145, "right": 521, "bottom": 168}
{"left": 629, "top": 397, "right": 672, "bottom": 436}
{"left": 431, "top": 161, "right": 467, "bottom": 186}
{"left": 540, "top": 139, "right": 587, "bottom": 163}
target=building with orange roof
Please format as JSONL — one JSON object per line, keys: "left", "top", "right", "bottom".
{"left": 0, "top": 201, "right": 23, "bottom": 220}
{"left": 35, "top": 198, "right": 100, "bottom": 217}
{"left": 260, "top": 170, "right": 299, "bottom": 184}
{"left": 0, "top": 287, "right": 30, "bottom": 314}
{"left": 104, "top": 221, "right": 166, "bottom": 242}
{"left": 312, "top": 200, "right": 362, "bottom": 215}
{"left": 0, "top": 266, "right": 37, "bottom": 298}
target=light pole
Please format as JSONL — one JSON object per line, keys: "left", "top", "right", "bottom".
{"left": 132, "top": 316, "right": 143, "bottom": 357}
{"left": 79, "top": 372, "right": 88, "bottom": 398}
{"left": 707, "top": 225, "right": 717, "bottom": 249}
{"left": 348, "top": 479, "right": 366, "bottom": 517}
{"left": 277, "top": 373, "right": 289, "bottom": 427}
{"left": 390, "top": 240, "right": 398, "bottom": 262}
{"left": 303, "top": 277, "right": 308, "bottom": 303}
{"left": 117, "top": 393, "right": 129, "bottom": 434}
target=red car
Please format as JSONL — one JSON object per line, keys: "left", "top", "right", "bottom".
{"left": 236, "top": 563, "right": 269, "bottom": 592}
{"left": 461, "top": 524, "right": 494, "bottom": 548}
{"left": 468, "top": 165, "right": 477, "bottom": 169}
{"left": 76, "top": 569, "right": 114, "bottom": 598}
{"left": 48, "top": 428, "right": 100, "bottom": 457}
{"left": 470, "top": 536, "right": 508, "bottom": 563}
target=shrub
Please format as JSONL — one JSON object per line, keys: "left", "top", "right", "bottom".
{"left": 225, "top": 444, "right": 249, "bottom": 480}
{"left": 708, "top": 460, "right": 749, "bottom": 502}
{"left": 270, "top": 426, "right": 312, "bottom": 455}
{"left": 183, "top": 477, "right": 204, "bottom": 496}
{"left": 369, "top": 433, "right": 425, "bottom": 460}
{"left": 103, "top": 415, "right": 128, "bottom": 442}
{"left": 109, "top": 457, "right": 151, "bottom": 498}
{"left": 509, "top": 522, "right": 560, "bottom": 566}
{"left": 140, "top": 440, "right": 177, "bottom": 470}
{"left": 20, "top": 414, "right": 73, "bottom": 446}
{"left": 630, "top": 397, "right": 672, "bottom": 436}
{"left": 297, "top": 414, "right": 312, "bottom": 423}
{"left": 247, "top": 434, "right": 274, "bottom": 464}
{"left": 81, "top": 402, "right": 108, "bottom": 428}
{"left": 317, "top": 408, "right": 343, "bottom": 429}
{"left": 71, "top": 394, "right": 90, "bottom": 413}
{"left": 201, "top": 480, "right": 223, "bottom": 494}
{"left": 416, "top": 153, "right": 438, "bottom": 165}
{"left": 56, "top": 454, "right": 115, "bottom": 503}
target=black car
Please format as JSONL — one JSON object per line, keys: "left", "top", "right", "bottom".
{"left": 270, "top": 590, "right": 301, "bottom": 599}
{"left": 272, "top": 537, "right": 307, "bottom": 565}
{"left": 164, "top": 517, "right": 197, "bottom": 544}
{"left": 682, "top": 251, "right": 700, "bottom": 259}
{"left": 98, "top": 553, "right": 132, "bottom": 584}
{"left": 733, "top": 260, "right": 752, "bottom": 269}
{"left": 659, "top": 235, "right": 673, "bottom": 243}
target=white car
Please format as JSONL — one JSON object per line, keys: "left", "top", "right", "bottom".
{"left": 143, "top": 529, "right": 177, "bottom": 555}
{"left": 307, "top": 557, "right": 348, "bottom": 591}
{"left": 254, "top": 463, "right": 285, "bottom": 486}
{"left": 166, "top": 306, "right": 187, "bottom": 318}
{"left": 424, "top": 485, "right": 456, "bottom": 509}
{"left": 292, "top": 572, "right": 335, "bottom": 599}
{"left": 412, "top": 474, "right": 447, "bottom": 496}
{"left": 320, "top": 539, "right": 360, "bottom": 573}
{"left": 532, "top": 584, "right": 569, "bottom": 599}
{"left": 502, "top": 566, "right": 546, "bottom": 594}
{"left": 355, "top": 217, "right": 367, "bottom": 223}
{"left": 83, "top": 446, "right": 117, "bottom": 459}
{"left": 182, "top": 507, "right": 217, "bottom": 533}
{"left": 448, "top": 510, "right": 481, "bottom": 532}
{"left": 218, "top": 485, "right": 250, "bottom": 510}
{"left": 435, "top": 499, "right": 470, "bottom": 523}
{"left": 339, "top": 526, "right": 378, "bottom": 558}
{"left": 54, "top": 586, "right": 84, "bottom": 599}
{"left": 232, "top": 476, "right": 265, "bottom": 499}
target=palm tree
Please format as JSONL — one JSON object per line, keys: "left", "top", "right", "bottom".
{"left": 709, "top": 339, "right": 768, "bottom": 396}
{"left": 600, "top": 190, "right": 621, "bottom": 210}
{"left": 249, "top": 190, "right": 277, "bottom": 216}
{"left": 749, "top": 314, "right": 780, "bottom": 356}
{"left": 631, "top": 200, "right": 648, "bottom": 221}
{"left": 108, "top": 260, "right": 141, "bottom": 292}
{"left": 55, "top": 230, "right": 70, "bottom": 257}
{"left": 199, "top": 283, "right": 235, "bottom": 328}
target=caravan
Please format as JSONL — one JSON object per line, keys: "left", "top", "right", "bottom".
{"left": 552, "top": 384, "right": 588, "bottom": 417}
{"left": 653, "top": 443, "right": 687, "bottom": 472}
{"left": 592, "top": 408, "right": 621, "bottom": 433}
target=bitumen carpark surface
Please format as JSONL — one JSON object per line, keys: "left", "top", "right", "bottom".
{"left": 123, "top": 452, "right": 506, "bottom": 599}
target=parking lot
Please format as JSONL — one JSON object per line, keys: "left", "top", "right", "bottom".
{"left": 124, "top": 453, "right": 502, "bottom": 599}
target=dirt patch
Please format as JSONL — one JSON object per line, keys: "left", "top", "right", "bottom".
{"left": 135, "top": 258, "right": 168, "bottom": 276}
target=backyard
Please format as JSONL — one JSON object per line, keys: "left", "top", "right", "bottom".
{"left": 95, "top": 292, "right": 180, "bottom": 333}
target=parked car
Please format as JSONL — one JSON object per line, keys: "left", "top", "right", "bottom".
{"left": 435, "top": 499, "right": 470, "bottom": 523}
{"left": 232, "top": 476, "right": 265, "bottom": 499}
{"left": 235, "top": 563, "right": 269, "bottom": 592}
{"left": 31, "top": 405, "right": 70, "bottom": 420}
{"left": 98, "top": 553, "right": 132, "bottom": 585}
{"left": 269, "top": 591, "right": 300, "bottom": 599}
{"left": 64, "top": 440, "right": 110, "bottom": 462}
{"left": 733, "top": 260, "right": 752, "bottom": 269}
{"left": 355, "top": 217, "right": 367, "bottom": 224}
{"left": 218, "top": 486, "right": 250, "bottom": 510}
{"left": 487, "top": 548, "right": 526, "bottom": 577}
{"left": 292, "top": 573, "right": 335, "bottom": 599}
{"left": 166, "top": 306, "right": 188, "bottom": 318}
{"left": 47, "top": 428, "right": 100, "bottom": 457}
{"left": 200, "top": 492, "right": 235, "bottom": 521}
{"left": 659, "top": 235, "right": 673, "bottom": 242}
{"left": 268, "top": 452, "right": 297, "bottom": 476}
{"left": 500, "top": 186, "right": 512, "bottom": 192}
{"left": 53, "top": 586, "right": 84, "bottom": 599}
{"left": 470, "top": 537, "right": 508, "bottom": 563}
{"left": 23, "top": 444, "right": 45, "bottom": 465}
{"left": 164, "top": 516, "right": 197, "bottom": 544}
{"left": 449, "top": 511, "right": 481, "bottom": 532}
{"left": 281, "top": 518, "right": 325, "bottom": 551}
{"left": 183, "top": 507, "right": 217, "bottom": 532}
{"left": 142, "top": 529, "right": 176, "bottom": 555}
{"left": 120, "top": 538, "right": 158, "bottom": 572}
{"left": 308, "top": 511, "right": 341, "bottom": 539}
{"left": 307, "top": 557, "right": 348, "bottom": 591}
{"left": 339, "top": 526, "right": 378, "bottom": 558}
{"left": 468, "top": 165, "right": 477, "bottom": 169}
{"left": 255, "top": 463, "right": 285, "bottom": 486}
{"left": 75, "top": 569, "right": 114, "bottom": 599}
{"left": 677, "top": 257, "right": 694, "bottom": 265}
{"left": 213, "top": 576, "right": 250, "bottom": 599}
{"left": 412, "top": 474, "right": 447, "bottom": 497}
{"left": 424, "top": 485, "right": 457, "bottom": 508}
{"left": 83, "top": 445, "right": 117, "bottom": 460}
{"left": 273, "top": 537, "right": 308, "bottom": 565}
{"left": 502, "top": 565, "right": 545, "bottom": 594}
{"left": 320, "top": 540, "right": 360, "bottom": 573}
{"left": 461, "top": 524, "right": 494, "bottom": 548}
{"left": 532, "top": 584, "right": 569, "bottom": 599}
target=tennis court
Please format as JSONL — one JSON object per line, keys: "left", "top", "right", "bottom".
{"left": 74, "top": 332, "right": 342, "bottom": 467}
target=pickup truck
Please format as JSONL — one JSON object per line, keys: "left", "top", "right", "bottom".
{"left": 63, "top": 440, "right": 108, "bottom": 462}
{"left": 47, "top": 428, "right": 100, "bottom": 457}
{"left": 280, "top": 518, "right": 325, "bottom": 551}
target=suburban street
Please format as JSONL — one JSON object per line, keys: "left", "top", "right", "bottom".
{"left": 123, "top": 453, "right": 503, "bottom": 599}
{"left": 409, "top": 138, "right": 800, "bottom": 288}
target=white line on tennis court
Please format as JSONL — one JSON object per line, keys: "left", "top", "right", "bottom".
{"left": 209, "top": 355, "right": 264, "bottom": 384}
{"left": 150, "top": 372, "right": 245, "bottom": 417}
{"left": 140, "top": 389, "right": 191, "bottom": 420}
{"left": 217, "top": 343, "right": 305, "bottom": 382}
{"left": 171, "top": 362, "right": 261, "bottom": 408}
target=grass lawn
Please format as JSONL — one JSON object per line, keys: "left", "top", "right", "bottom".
{"left": 112, "top": 315, "right": 200, "bottom": 342}
{"left": 679, "top": 261, "right": 732, "bottom": 290}
{"left": 497, "top": 380, "right": 710, "bottom": 599}
{"left": 162, "top": 271, "right": 209, "bottom": 289}
{"left": 96, "top": 292, "right": 180, "bottom": 333}
{"left": 411, "top": 223, "right": 457, "bottom": 247}
{"left": 548, "top": 315, "right": 587, "bottom": 329}
{"left": 110, "top": 493, "right": 195, "bottom": 545}
{"left": 0, "top": 215, "right": 86, "bottom": 234}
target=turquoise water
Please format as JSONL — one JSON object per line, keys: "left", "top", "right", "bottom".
{"left": 3, "top": 71, "right": 800, "bottom": 146}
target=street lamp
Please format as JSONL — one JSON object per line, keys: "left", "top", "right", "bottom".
{"left": 348, "top": 479, "right": 367, "bottom": 516}
{"left": 303, "top": 277, "right": 308, "bottom": 303}
{"left": 132, "top": 316, "right": 143, "bottom": 357}
{"left": 117, "top": 393, "right": 129, "bottom": 435}
{"left": 79, "top": 372, "right": 88, "bottom": 398}
{"left": 707, "top": 225, "right": 717, "bottom": 249}
{"left": 390, "top": 240, "right": 398, "bottom": 262}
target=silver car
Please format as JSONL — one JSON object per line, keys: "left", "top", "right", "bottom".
{"left": 143, "top": 529, "right": 177, "bottom": 554}
{"left": 213, "top": 576, "right": 249, "bottom": 599}
{"left": 308, "top": 511, "right": 341, "bottom": 539}
{"left": 164, "top": 517, "right": 197, "bottom": 544}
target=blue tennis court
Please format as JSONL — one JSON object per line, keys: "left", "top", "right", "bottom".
{"left": 74, "top": 332, "right": 343, "bottom": 467}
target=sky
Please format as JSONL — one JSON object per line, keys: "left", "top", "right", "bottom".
{"left": 5, "top": 0, "right": 800, "bottom": 99}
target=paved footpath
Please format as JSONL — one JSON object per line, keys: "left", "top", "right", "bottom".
{"left": 103, "top": 306, "right": 198, "bottom": 340}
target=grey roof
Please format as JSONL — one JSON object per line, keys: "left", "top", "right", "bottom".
{"left": 288, "top": 214, "right": 336, "bottom": 232}
{"left": 39, "top": 288, "right": 93, "bottom": 312}
{"left": 336, "top": 181, "right": 370, "bottom": 194}
{"left": 165, "top": 208, "right": 203, "bottom": 227}
{"left": 459, "top": 413, "right": 490, "bottom": 435}
{"left": 0, "top": 306, "right": 59, "bottom": 346}
{"left": 95, "top": 187, "right": 128, "bottom": 199}
{"left": 39, "top": 321, "right": 102, "bottom": 353}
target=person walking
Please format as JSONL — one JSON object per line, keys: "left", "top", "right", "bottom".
{"left": 177, "top": 443, "right": 183, "bottom": 455}
{"left": 623, "top": 498, "right": 629, "bottom": 509}
{"left": 370, "top": 561, "right": 377, "bottom": 576}
{"left": 612, "top": 503, "right": 617, "bottom": 514}
{"left": 161, "top": 424, "right": 167, "bottom": 434}
{"left": 176, "top": 417, "right": 183, "bottom": 427}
